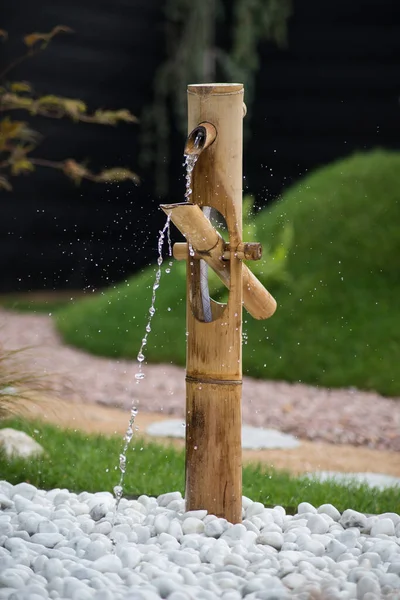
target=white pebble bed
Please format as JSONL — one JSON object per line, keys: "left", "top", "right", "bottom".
{"left": 1, "top": 482, "right": 400, "bottom": 600}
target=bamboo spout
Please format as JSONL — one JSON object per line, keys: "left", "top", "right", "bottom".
{"left": 184, "top": 122, "right": 217, "bottom": 156}
{"left": 160, "top": 202, "right": 277, "bottom": 320}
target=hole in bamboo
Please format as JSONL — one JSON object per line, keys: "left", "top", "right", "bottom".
{"left": 189, "top": 207, "right": 230, "bottom": 323}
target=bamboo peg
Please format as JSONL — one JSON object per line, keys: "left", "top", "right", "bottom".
{"left": 172, "top": 241, "right": 262, "bottom": 261}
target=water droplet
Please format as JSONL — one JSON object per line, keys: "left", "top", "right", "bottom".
{"left": 135, "top": 372, "right": 145, "bottom": 380}
{"left": 137, "top": 352, "right": 145, "bottom": 362}
{"left": 114, "top": 485, "right": 123, "bottom": 500}
{"left": 119, "top": 454, "right": 126, "bottom": 473}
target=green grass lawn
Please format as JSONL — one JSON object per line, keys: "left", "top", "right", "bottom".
{"left": 1, "top": 418, "right": 399, "bottom": 514}
{"left": 54, "top": 150, "right": 400, "bottom": 396}
{"left": 0, "top": 295, "right": 77, "bottom": 314}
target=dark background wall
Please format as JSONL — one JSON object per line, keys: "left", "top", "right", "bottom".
{"left": 1, "top": 0, "right": 399, "bottom": 292}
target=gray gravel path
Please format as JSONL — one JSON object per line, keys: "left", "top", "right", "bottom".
{"left": 1, "top": 309, "right": 399, "bottom": 451}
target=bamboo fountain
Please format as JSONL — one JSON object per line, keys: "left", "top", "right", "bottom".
{"left": 161, "top": 83, "right": 276, "bottom": 523}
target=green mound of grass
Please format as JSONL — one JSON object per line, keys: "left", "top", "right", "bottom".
{"left": 1, "top": 418, "right": 398, "bottom": 513}
{"left": 55, "top": 150, "right": 400, "bottom": 395}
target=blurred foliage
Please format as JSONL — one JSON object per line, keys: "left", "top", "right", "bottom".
{"left": 0, "top": 26, "right": 139, "bottom": 191}
{"left": 141, "top": 0, "right": 292, "bottom": 195}
{"left": 56, "top": 150, "right": 400, "bottom": 396}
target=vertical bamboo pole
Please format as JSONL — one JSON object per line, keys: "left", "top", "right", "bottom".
{"left": 185, "top": 83, "right": 243, "bottom": 523}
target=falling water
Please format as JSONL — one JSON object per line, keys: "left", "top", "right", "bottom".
{"left": 184, "top": 154, "right": 198, "bottom": 202}
{"left": 113, "top": 214, "right": 172, "bottom": 511}
{"left": 184, "top": 130, "right": 202, "bottom": 202}
{"left": 114, "top": 132, "right": 203, "bottom": 511}
{"left": 184, "top": 132, "right": 212, "bottom": 321}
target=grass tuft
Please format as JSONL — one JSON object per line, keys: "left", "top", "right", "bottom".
{"left": 0, "top": 344, "right": 53, "bottom": 420}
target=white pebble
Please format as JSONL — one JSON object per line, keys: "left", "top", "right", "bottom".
{"left": 388, "top": 562, "right": 400, "bottom": 575}
{"left": 183, "top": 509, "right": 207, "bottom": 520}
{"left": 242, "top": 496, "right": 253, "bottom": 509}
{"left": 307, "top": 514, "right": 329, "bottom": 534}
{"left": 90, "top": 503, "right": 109, "bottom": 521}
{"left": 84, "top": 540, "right": 110, "bottom": 561}
{"left": 370, "top": 540, "right": 398, "bottom": 561}
{"left": 154, "top": 514, "right": 170, "bottom": 534}
{"left": 298, "top": 502, "right": 317, "bottom": 514}
{"left": 317, "top": 503, "right": 341, "bottom": 521}
{"left": 224, "top": 553, "right": 247, "bottom": 569}
{"left": 133, "top": 524, "right": 151, "bottom": 543}
{"left": 0, "top": 571, "right": 26, "bottom": 589}
{"left": 94, "top": 521, "right": 112, "bottom": 535}
{"left": 18, "top": 512, "right": 44, "bottom": 535}
{"left": 221, "top": 524, "right": 247, "bottom": 542}
{"left": 182, "top": 517, "right": 204, "bottom": 535}
{"left": 205, "top": 519, "right": 224, "bottom": 538}
{"left": 53, "top": 492, "right": 70, "bottom": 506}
{"left": 13, "top": 494, "right": 34, "bottom": 513}
{"left": 246, "top": 502, "right": 265, "bottom": 518}
{"left": 170, "top": 549, "right": 201, "bottom": 566}
{"left": 91, "top": 554, "right": 122, "bottom": 573}
{"left": 156, "top": 491, "right": 181, "bottom": 506}
{"left": 337, "top": 529, "right": 359, "bottom": 549}
{"left": 71, "top": 502, "right": 90, "bottom": 516}
{"left": 257, "top": 531, "right": 284, "bottom": 550}
{"left": 356, "top": 575, "right": 381, "bottom": 599}
{"left": 370, "top": 518, "right": 395, "bottom": 537}
{"left": 379, "top": 512, "right": 400, "bottom": 526}
{"left": 37, "top": 520, "right": 59, "bottom": 534}
{"left": 0, "top": 493, "right": 14, "bottom": 509}
{"left": 326, "top": 539, "right": 348, "bottom": 560}
{"left": 11, "top": 483, "right": 37, "bottom": 501}
{"left": 282, "top": 572, "right": 308, "bottom": 589}
{"left": 168, "top": 520, "right": 183, "bottom": 540}
{"left": 30, "top": 534, "right": 64, "bottom": 548}
{"left": 298, "top": 538, "right": 325, "bottom": 556}
{"left": 339, "top": 510, "right": 367, "bottom": 530}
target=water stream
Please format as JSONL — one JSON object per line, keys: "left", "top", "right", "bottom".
{"left": 113, "top": 214, "right": 172, "bottom": 511}
{"left": 184, "top": 130, "right": 202, "bottom": 201}
{"left": 113, "top": 133, "right": 206, "bottom": 513}
{"left": 184, "top": 154, "right": 198, "bottom": 202}
{"left": 184, "top": 134, "right": 212, "bottom": 322}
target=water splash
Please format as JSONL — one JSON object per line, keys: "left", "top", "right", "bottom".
{"left": 113, "top": 214, "right": 172, "bottom": 511}
{"left": 184, "top": 154, "right": 198, "bottom": 202}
